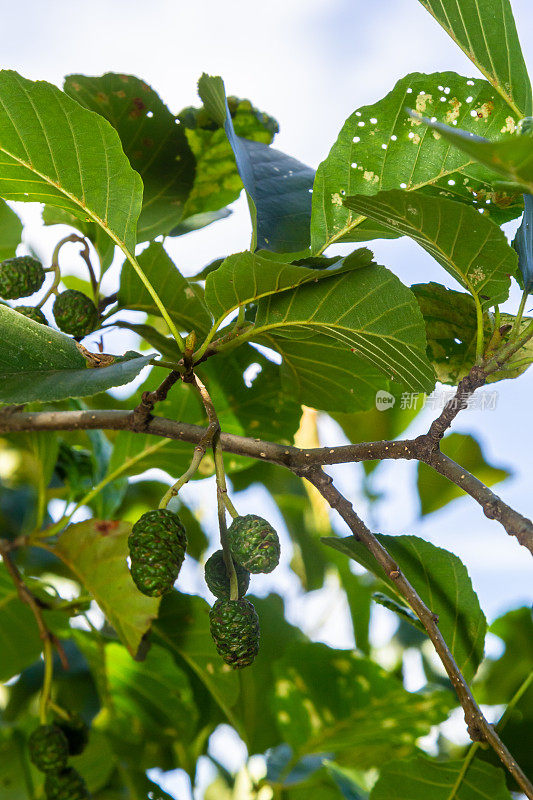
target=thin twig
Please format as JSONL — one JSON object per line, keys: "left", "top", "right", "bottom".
{"left": 185, "top": 373, "right": 240, "bottom": 600}
{"left": 297, "top": 465, "right": 533, "bottom": 799}
{"left": 129, "top": 369, "right": 182, "bottom": 431}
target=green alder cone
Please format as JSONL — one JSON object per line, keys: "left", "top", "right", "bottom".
{"left": 209, "top": 598, "right": 260, "bottom": 668}
{"left": 227, "top": 514, "right": 280, "bottom": 574}
{"left": 128, "top": 509, "right": 187, "bottom": 597}
{"left": 55, "top": 713, "right": 89, "bottom": 756}
{"left": 28, "top": 724, "right": 69, "bottom": 773}
{"left": 15, "top": 305, "right": 48, "bottom": 325}
{"left": 0, "top": 256, "right": 45, "bottom": 299}
{"left": 44, "top": 767, "right": 90, "bottom": 800}
{"left": 204, "top": 549, "right": 250, "bottom": 599}
{"left": 52, "top": 289, "right": 99, "bottom": 337}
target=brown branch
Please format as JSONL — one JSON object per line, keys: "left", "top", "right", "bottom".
{"left": 1, "top": 407, "right": 531, "bottom": 555}
{"left": 129, "top": 370, "right": 182, "bottom": 431}
{"left": 296, "top": 466, "right": 533, "bottom": 800}
{"left": 0, "top": 541, "right": 68, "bottom": 669}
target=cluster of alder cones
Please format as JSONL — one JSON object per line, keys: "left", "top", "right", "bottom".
{"left": 0, "top": 255, "right": 99, "bottom": 336}
{"left": 128, "top": 509, "right": 281, "bottom": 668}
{"left": 28, "top": 717, "right": 90, "bottom": 799}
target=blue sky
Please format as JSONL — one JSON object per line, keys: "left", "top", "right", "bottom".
{"left": 2, "top": 1, "right": 532, "bottom": 796}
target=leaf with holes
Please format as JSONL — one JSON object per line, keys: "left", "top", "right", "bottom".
{"left": 204, "top": 248, "right": 375, "bottom": 324}
{"left": 198, "top": 74, "right": 315, "bottom": 252}
{"left": 50, "top": 519, "right": 160, "bottom": 658}
{"left": 413, "top": 113, "right": 533, "bottom": 192}
{"left": 248, "top": 265, "right": 435, "bottom": 406}
{"left": 311, "top": 71, "right": 523, "bottom": 253}
{"left": 117, "top": 242, "right": 213, "bottom": 336}
{"left": 416, "top": 0, "right": 532, "bottom": 118}
{"left": 0, "top": 70, "right": 142, "bottom": 253}
{"left": 417, "top": 433, "right": 510, "bottom": 515}
{"left": 370, "top": 755, "right": 513, "bottom": 800}
{"left": 324, "top": 534, "right": 486, "bottom": 681}
{"left": 0, "top": 199, "right": 22, "bottom": 260}
{"left": 343, "top": 189, "right": 515, "bottom": 306}
{"left": 64, "top": 73, "right": 196, "bottom": 242}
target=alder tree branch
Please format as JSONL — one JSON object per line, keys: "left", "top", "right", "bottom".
{"left": 296, "top": 465, "right": 533, "bottom": 799}
{"left": 2, "top": 403, "right": 531, "bottom": 555}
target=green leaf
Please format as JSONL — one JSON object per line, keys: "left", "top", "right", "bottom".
{"left": 104, "top": 641, "right": 198, "bottom": 740}
{"left": 417, "top": 0, "right": 531, "bottom": 117}
{"left": 169, "top": 208, "right": 231, "bottom": 236}
{"left": 152, "top": 592, "right": 241, "bottom": 734}
{"left": 0, "top": 732, "right": 34, "bottom": 800}
{"left": 324, "top": 534, "right": 486, "bottom": 681}
{"left": 273, "top": 642, "right": 449, "bottom": 766}
{"left": 413, "top": 282, "right": 532, "bottom": 382}
{"left": 370, "top": 755, "right": 512, "bottom": 800}
{"left": 311, "top": 71, "right": 523, "bottom": 253}
{"left": 117, "top": 242, "right": 213, "bottom": 336}
{"left": 476, "top": 607, "right": 533, "bottom": 704}
{"left": 417, "top": 433, "right": 510, "bottom": 515}
{"left": 64, "top": 73, "right": 196, "bottom": 242}
{"left": 49, "top": 519, "right": 160, "bottom": 658}
{"left": 0, "top": 200, "right": 22, "bottom": 261}
{"left": 0, "top": 564, "right": 47, "bottom": 681}
{"left": 414, "top": 114, "right": 533, "bottom": 192}
{"left": 230, "top": 594, "right": 307, "bottom": 753}
{"left": 179, "top": 91, "right": 278, "bottom": 221}
{"left": 412, "top": 282, "right": 485, "bottom": 384}
{"left": 110, "top": 321, "right": 182, "bottom": 363}
{"left": 0, "top": 70, "right": 142, "bottom": 254}
{"left": 198, "top": 74, "right": 315, "bottom": 252}
{"left": 343, "top": 190, "right": 514, "bottom": 307}
{"left": 250, "top": 265, "right": 435, "bottom": 407}
{"left": 204, "top": 248, "right": 374, "bottom": 324}
{"left": 0, "top": 307, "right": 153, "bottom": 402}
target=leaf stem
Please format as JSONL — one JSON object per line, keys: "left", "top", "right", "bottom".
{"left": 159, "top": 427, "right": 215, "bottom": 509}
{"left": 185, "top": 372, "right": 240, "bottom": 600}
{"left": 512, "top": 287, "right": 529, "bottom": 336}
{"left": 124, "top": 248, "right": 186, "bottom": 353}
{"left": 474, "top": 294, "right": 485, "bottom": 362}
{"left": 39, "top": 636, "right": 54, "bottom": 724}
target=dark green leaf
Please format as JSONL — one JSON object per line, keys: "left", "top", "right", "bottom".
{"left": 199, "top": 74, "right": 315, "bottom": 252}
{"left": 343, "top": 190, "right": 514, "bottom": 307}
{"left": 0, "top": 307, "right": 153, "bottom": 402}
{"left": 179, "top": 91, "right": 278, "bottom": 221}
{"left": 324, "top": 534, "right": 486, "bottom": 681}
{"left": 417, "top": 433, "right": 510, "bottom": 515}
{"left": 311, "top": 72, "right": 523, "bottom": 253}
{"left": 416, "top": 0, "right": 531, "bottom": 117}
{"left": 476, "top": 607, "right": 533, "bottom": 704}
{"left": 64, "top": 73, "right": 196, "bottom": 242}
